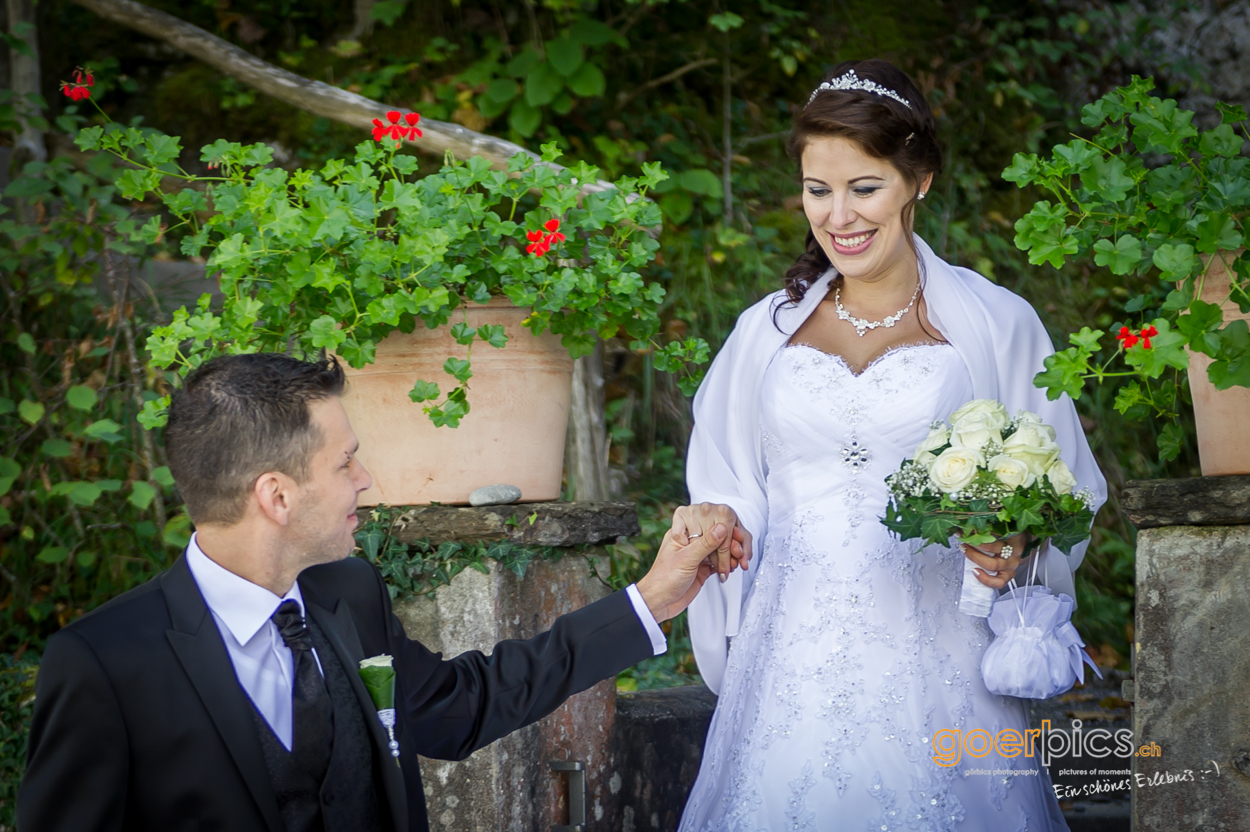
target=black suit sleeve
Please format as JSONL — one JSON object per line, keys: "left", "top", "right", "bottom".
{"left": 19, "top": 630, "right": 129, "bottom": 832}
{"left": 367, "top": 564, "right": 654, "bottom": 761}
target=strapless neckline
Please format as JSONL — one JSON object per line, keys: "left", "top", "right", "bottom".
{"left": 784, "top": 341, "right": 953, "bottom": 378}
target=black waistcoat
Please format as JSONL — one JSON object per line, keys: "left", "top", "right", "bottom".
{"left": 249, "top": 617, "right": 384, "bottom": 832}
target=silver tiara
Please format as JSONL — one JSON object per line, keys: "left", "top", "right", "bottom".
{"left": 807, "top": 69, "right": 912, "bottom": 109}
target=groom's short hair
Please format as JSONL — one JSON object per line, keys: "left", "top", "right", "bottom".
{"left": 165, "top": 353, "right": 345, "bottom": 525}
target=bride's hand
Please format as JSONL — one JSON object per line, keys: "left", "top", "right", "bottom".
{"left": 962, "top": 532, "right": 1030, "bottom": 589}
{"left": 672, "top": 503, "right": 752, "bottom": 581}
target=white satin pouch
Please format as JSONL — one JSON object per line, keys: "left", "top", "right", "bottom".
{"left": 980, "top": 575, "right": 1102, "bottom": 699}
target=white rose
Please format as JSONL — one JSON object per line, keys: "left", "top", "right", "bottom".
{"left": 950, "top": 399, "right": 1010, "bottom": 431}
{"left": 1045, "top": 458, "right": 1079, "bottom": 495}
{"left": 949, "top": 412, "right": 1002, "bottom": 452}
{"left": 929, "top": 447, "right": 985, "bottom": 494}
{"left": 987, "top": 454, "right": 1036, "bottom": 490}
{"left": 915, "top": 450, "right": 938, "bottom": 470}
{"left": 1002, "top": 423, "right": 1060, "bottom": 476}
{"left": 1012, "top": 409, "right": 1057, "bottom": 440}
{"left": 913, "top": 425, "right": 950, "bottom": 458}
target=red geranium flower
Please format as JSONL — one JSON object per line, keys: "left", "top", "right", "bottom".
{"left": 404, "top": 112, "right": 423, "bottom": 139}
{"left": 1116, "top": 326, "right": 1140, "bottom": 349}
{"left": 526, "top": 229, "right": 549, "bottom": 256}
{"left": 543, "top": 218, "right": 566, "bottom": 245}
{"left": 1140, "top": 324, "right": 1158, "bottom": 349}
{"left": 372, "top": 110, "right": 408, "bottom": 142}
{"left": 60, "top": 67, "right": 94, "bottom": 102}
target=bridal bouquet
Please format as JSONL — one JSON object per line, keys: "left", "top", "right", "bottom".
{"left": 881, "top": 399, "right": 1096, "bottom": 616}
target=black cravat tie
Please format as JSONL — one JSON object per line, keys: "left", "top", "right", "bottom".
{"left": 272, "top": 599, "right": 333, "bottom": 784}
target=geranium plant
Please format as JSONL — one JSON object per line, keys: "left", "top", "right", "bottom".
{"left": 74, "top": 115, "right": 709, "bottom": 428}
{"left": 1004, "top": 76, "right": 1250, "bottom": 460}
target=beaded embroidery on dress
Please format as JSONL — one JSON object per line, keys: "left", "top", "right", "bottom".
{"left": 679, "top": 342, "right": 1070, "bottom": 832}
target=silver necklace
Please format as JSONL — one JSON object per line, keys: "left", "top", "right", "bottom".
{"left": 834, "top": 283, "right": 920, "bottom": 337}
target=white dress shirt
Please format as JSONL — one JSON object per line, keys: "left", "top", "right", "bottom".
{"left": 185, "top": 533, "right": 668, "bottom": 750}
{"left": 186, "top": 533, "right": 317, "bottom": 750}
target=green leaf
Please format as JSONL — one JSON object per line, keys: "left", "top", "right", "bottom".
{"left": 565, "top": 62, "right": 606, "bottom": 98}
{"left": 1152, "top": 243, "right": 1198, "bottom": 280}
{"left": 369, "top": 0, "right": 408, "bottom": 26}
{"left": 545, "top": 36, "right": 584, "bottom": 77}
{"left": 525, "top": 62, "right": 564, "bottom": 107}
{"left": 568, "top": 19, "right": 621, "bottom": 46}
{"left": 1199, "top": 123, "right": 1242, "bottom": 158}
{"left": 1208, "top": 320, "right": 1250, "bottom": 390}
{"left": 477, "top": 323, "right": 508, "bottom": 348}
{"left": 41, "top": 438, "right": 74, "bottom": 458}
{"left": 16, "top": 332, "right": 35, "bottom": 354}
{"left": 66, "top": 384, "right": 98, "bottom": 411}
{"left": 152, "top": 466, "right": 175, "bottom": 488}
{"left": 83, "top": 419, "right": 125, "bottom": 444}
{"left": 19, "top": 399, "right": 44, "bottom": 425}
{"left": 142, "top": 134, "right": 182, "bottom": 166}
{"left": 1193, "top": 212, "right": 1243, "bottom": 254}
{"left": 1033, "top": 347, "right": 1090, "bottom": 400}
{"left": 138, "top": 396, "right": 170, "bottom": 430}
{"left": 1001, "top": 153, "right": 1039, "bottom": 185}
{"left": 660, "top": 191, "right": 693, "bottom": 225}
{"left": 484, "top": 78, "right": 519, "bottom": 104}
{"left": 1157, "top": 421, "right": 1185, "bottom": 463}
{"left": 678, "top": 168, "right": 723, "bottom": 198}
{"left": 444, "top": 356, "right": 473, "bottom": 383}
{"left": 509, "top": 99, "right": 541, "bottom": 137}
{"left": 1092, "top": 235, "right": 1142, "bottom": 275}
{"left": 163, "top": 513, "right": 193, "bottom": 549}
{"left": 709, "top": 11, "right": 744, "bottom": 31}
{"left": 128, "top": 480, "right": 157, "bottom": 510}
{"left": 4, "top": 176, "right": 53, "bottom": 198}
{"left": 36, "top": 546, "right": 69, "bottom": 564}
{"left": 409, "top": 380, "right": 440, "bottom": 403}
{"left": 1079, "top": 155, "right": 1133, "bottom": 202}
{"left": 1126, "top": 318, "right": 1188, "bottom": 377}
{"left": 308, "top": 315, "right": 347, "bottom": 350}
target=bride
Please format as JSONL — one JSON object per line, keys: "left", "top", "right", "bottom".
{"left": 674, "top": 59, "right": 1106, "bottom": 831}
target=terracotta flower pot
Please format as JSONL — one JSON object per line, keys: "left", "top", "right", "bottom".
{"left": 1188, "top": 252, "right": 1250, "bottom": 476}
{"left": 341, "top": 297, "right": 573, "bottom": 506}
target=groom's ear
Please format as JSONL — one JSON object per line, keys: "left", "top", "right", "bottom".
{"left": 253, "top": 471, "right": 297, "bottom": 527}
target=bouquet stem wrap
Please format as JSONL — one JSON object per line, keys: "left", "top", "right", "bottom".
{"left": 959, "top": 558, "right": 998, "bottom": 617}
{"left": 359, "top": 655, "right": 400, "bottom": 766}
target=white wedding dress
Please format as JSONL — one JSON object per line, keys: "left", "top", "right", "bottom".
{"left": 679, "top": 342, "right": 1069, "bottom": 832}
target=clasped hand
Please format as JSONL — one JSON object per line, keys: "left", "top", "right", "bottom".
{"left": 961, "top": 533, "right": 1031, "bottom": 589}
{"left": 634, "top": 503, "right": 753, "bottom": 624}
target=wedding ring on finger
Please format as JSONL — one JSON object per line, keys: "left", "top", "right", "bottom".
{"left": 687, "top": 532, "right": 703, "bottom": 540}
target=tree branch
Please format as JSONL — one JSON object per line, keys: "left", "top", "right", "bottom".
{"left": 616, "top": 57, "right": 716, "bottom": 110}
{"left": 68, "top": 0, "right": 616, "bottom": 195}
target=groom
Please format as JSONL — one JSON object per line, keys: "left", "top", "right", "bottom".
{"left": 17, "top": 353, "right": 744, "bottom": 832}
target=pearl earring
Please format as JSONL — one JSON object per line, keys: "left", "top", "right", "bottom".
{"left": 917, "top": 191, "right": 926, "bottom": 200}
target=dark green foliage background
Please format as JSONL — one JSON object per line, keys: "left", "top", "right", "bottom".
{"left": 0, "top": 0, "right": 1224, "bottom": 816}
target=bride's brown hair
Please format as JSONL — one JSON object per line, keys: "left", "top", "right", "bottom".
{"left": 778, "top": 59, "right": 943, "bottom": 310}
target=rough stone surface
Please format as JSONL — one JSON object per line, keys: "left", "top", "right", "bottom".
{"left": 394, "top": 552, "right": 618, "bottom": 832}
{"left": 607, "top": 685, "right": 718, "bottom": 829}
{"left": 392, "top": 501, "right": 639, "bottom": 547}
{"left": 468, "top": 484, "right": 522, "bottom": 507}
{"left": 1122, "top": 475, "right": 1250, "bottom": 529}
{"left": 1133, "top": 524, "right": 1250, "bottom": 832}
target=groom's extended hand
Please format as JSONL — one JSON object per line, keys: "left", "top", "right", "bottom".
{"left": 635, "top": 524, "right": 728, "bottom": 623}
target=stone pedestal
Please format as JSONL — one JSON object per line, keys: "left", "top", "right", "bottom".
{"left": 388, "top": 501, "right": 638, "bottom": 832}
{"left": 1124, "top": 475, "right": 1250, "bottom": 831}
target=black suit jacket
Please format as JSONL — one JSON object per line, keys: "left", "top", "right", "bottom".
{"left": 18, "top": 554, "right": 653, "bottom": 831}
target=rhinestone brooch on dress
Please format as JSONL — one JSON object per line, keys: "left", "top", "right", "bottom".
{"left": 841, "top": 439, "right": 872, "bottom": 471}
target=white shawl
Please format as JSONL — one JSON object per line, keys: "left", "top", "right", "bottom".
{"left": 685, "top": 235, "right": 1108, "bottom": 693}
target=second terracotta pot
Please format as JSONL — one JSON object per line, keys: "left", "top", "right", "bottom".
{"left": 341, "top": 297, "right": 573, "bottom": 506}
{"left": 1188, "top": 253, "right": 1250, "bottom": 476}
